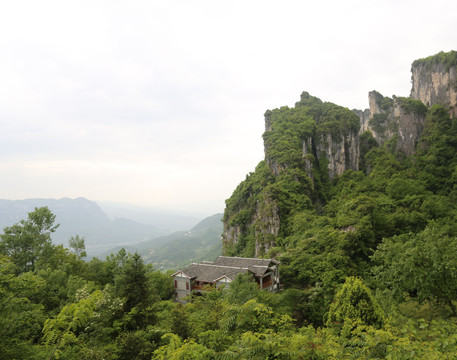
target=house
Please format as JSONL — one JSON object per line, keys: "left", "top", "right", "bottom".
{"left": 171, "top": 256, "right": 280, "bottom": 303}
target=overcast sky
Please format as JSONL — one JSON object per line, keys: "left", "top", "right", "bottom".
{"left": 0, "top": 0, "right": 456, "bottom": 216}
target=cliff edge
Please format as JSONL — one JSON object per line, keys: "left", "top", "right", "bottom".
{"left": 222, "top": 50, "right": 457, "bottom": 258}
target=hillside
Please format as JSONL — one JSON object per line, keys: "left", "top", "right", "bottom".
{"left": 223, "top": 50, "right": 457, "bottom": 257}
{"left": 102, "top": 214, "right": 223, "bottom": 270}
{"left": 223, "top": 50, "right": 457, "bottom": 323}
{"left": 97, "top": 201, "right": 202, "bottom": 231}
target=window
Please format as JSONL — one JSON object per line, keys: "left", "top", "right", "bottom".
{"left": 186, "top": 282, "right": 189, "bottom": 290}
{"left": 174, "top": 280, "right": 177, "bottom": 288}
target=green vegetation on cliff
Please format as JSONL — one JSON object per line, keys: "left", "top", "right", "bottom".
{"left": 222, "top": 86, "right": 457, "bottom": 351}
{"left": 224, "top": 92, "right": 361, "bottom": 258}
{"left": 412, "top": 50, "right": 457, "bottom": 70}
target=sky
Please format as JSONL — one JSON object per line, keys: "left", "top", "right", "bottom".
{"left": 0, "top": 0, "right": 456, "bottom": 216}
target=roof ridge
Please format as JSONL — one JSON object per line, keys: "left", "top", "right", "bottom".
{"left": 195, "top": 263, "right": 249, "bottom": 270}
{"left": 218, "top": 256, "right": 273, "bottom": 261}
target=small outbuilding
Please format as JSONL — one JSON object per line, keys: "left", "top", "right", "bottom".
{"left": 171, "top": 256, "right": 280, "bottom": 303}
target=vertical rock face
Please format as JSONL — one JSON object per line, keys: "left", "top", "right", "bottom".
{"left": 353, "top": 109, "right": 371, "bottom": 134}
{"left": 222, "top": 224, "right": 242, "bottom": 250}
{"left": 317, "top": 131, "right": 359, "bottom": 179}
{"left": 302, "top": 131, "right": 359, "bottom": 180}
{"left": 253, "top": 196, "right": 280, "bottom": 257}
{"left": 410, "top": 58, "right": 457, "bottom": 117}
{"left": 357, "top": 92, "right": 427, "bottom": 156}
{"left": 390, "top": 97, "right": 426, "bottom": 156}
{"left": 264, "top": 111, "right": 286, "bottom": 176}
{"left": 222, "top": 192, "right": 281, "bottom": 257}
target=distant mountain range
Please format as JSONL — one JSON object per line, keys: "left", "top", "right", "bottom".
{"left": 0, "top": 198, "right": 212, "bottom": 258}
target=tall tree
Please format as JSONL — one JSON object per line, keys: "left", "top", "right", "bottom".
{"left": 115, "top": 253, "right": 151, "bottom": 312}
{"left": 373, "top": 225, "right": 457, "bottom": 316}
{"left": 326, "top": 276, "right": 384, "bottom": 335}
{"left": 68, "top": 235, "right": 87, "bottom": 259}
{"left": 0, "top": 255, "right": 46, "bottom": 359}
{"left": 0, "top": 207, "right": 59, "bottom": 273}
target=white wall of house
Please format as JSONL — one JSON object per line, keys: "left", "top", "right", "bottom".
{"left": 173, "top": 273, "right": 191, "bottom": 303}
{"left": 216, "top": 277, "right": 231, "bottom": 288}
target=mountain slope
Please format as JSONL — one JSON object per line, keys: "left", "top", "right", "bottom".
{"left": 223, "top": 50, "right": 457, "bottom": 258}
{"left": 221, "top": 50, "right": 457, "bottom": 324}
{"left": 104, "top": 214, "right": 223, "bottom": 270}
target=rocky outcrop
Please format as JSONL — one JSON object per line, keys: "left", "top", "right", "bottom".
{"left": 390, "top": 97, "right": 427, "bottom": 156}
{"left": 410, "top": 55, "right": 457, "bottom": 117}
{"left": 222, "top": 195, "right": 281, "bottom": 257}
{"left": 354, "top": 108, "right": 371, "bottom": 133}
{"left": 266, "top": 159, "right": 286, "bottom": 177}
{"left": 254, "top": 196, "right": 280, "bottom": 257}
{"left": 355, "top": 92, "right": 426, "bottom": 156}
{"left": 222, "top": 222, "right": 243, "bottom": 250}
{"left": 302, "top": 131, "right": 359, "bottom": 180}
{"left": 223, "top": 50, "right": 456, "bottom": 259}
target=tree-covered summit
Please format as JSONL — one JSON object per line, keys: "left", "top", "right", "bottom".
{"left": 223, "top": 51, "right": 457, "bottom": 334}
{"left": 412, "top": 50, "right": 457, "bottom": 70}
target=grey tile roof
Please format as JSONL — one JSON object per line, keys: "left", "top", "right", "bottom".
{"left": 213, "top": 256, "right": 279, "bottom": 268}
{"left": 177, "top": 256, "right": 278, "bottom": 283}
{"left": 180, "top": 263, "right": 248, "bottom": 282}
{"left": 248, "top": 265, "right": 269, "bottom": 277}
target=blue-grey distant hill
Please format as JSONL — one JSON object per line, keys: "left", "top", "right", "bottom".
{"left": 97, "top": 201, "right": 202, "bottom": 231}
{"left": 0, "top": 198, "right": 205, "bottom": 257}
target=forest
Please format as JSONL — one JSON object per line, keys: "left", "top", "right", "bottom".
{"left": 2, "top": 53, "right": 457, "bottom": 358}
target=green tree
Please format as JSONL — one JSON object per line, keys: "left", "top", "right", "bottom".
{"left": 224, "top": 272, "right": 260, "bottom": 305}
{"left": 115, "top": 329, "right": 162, "bottom": 360}
{"left": 326, "top": 276, "right": 384, "bottom": 335}
{"left": 170, "top": 304, "right": 192, "bottom": 339}
{"left": 373, "top": 224, "right": 457, "bottom": 315}
{"left": 0, "top": 255, "right": 46, "bottom": 359}
{"left": 113, "top": 252, "right": 156, "bottom": 330}
{"left": 221, "top": 299, "right": 294, "bottom": 335}
{"left": 42, "top": 290, "right": 103, "bottom": 360}
{"left": 149, "top": 269, "right": 174, "bottom": 301}
{"left": 68, "top": 235, "right": 87, "bottom": 259}
{"left": 115, "top": 252, "right": 152, "bottom": 313}
{"left": 152, "top": 333, "right": 214, "bottom": 360}
{"left": 0, "top": 207, "right": 59, "bottom": 273}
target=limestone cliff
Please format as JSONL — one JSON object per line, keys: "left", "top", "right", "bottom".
{"left": 221, "top": 168, "right": 282, "bottom": 257}
{"left": 263, "top": 92, "right": 361, "bottom": 181}
{"left": 410, "top": 51, "right": 457, "bottom": 117}
{"left": 303, "top": 131, "right": 359, "bottom": 180}
{"left": 222, "top": 50, "right": 457, "bottom": 258}
{"left": 355, "top": 91, "right": 427, "bottom": 156}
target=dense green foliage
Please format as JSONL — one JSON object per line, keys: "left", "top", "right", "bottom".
{"left": 412, "top": 50, "right": 457, "bottom": 70}
{"left": 0, "top": 208, "right": 175, "bottom": 359}
{"left": 219, "top": 88, "right": 457, "bottom": 357}
{"left": 326, "top": 276, "right": 384, "bottom": 335}
{"left": 2, "top": 78, "right": 457, "bottom": 357}
{"left": 397, "top": 97, "right": 429, "bottom": 116}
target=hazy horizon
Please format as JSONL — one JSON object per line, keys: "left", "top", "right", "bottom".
{"left": 0, "top": 196, "right": 217, "bottom": 220}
